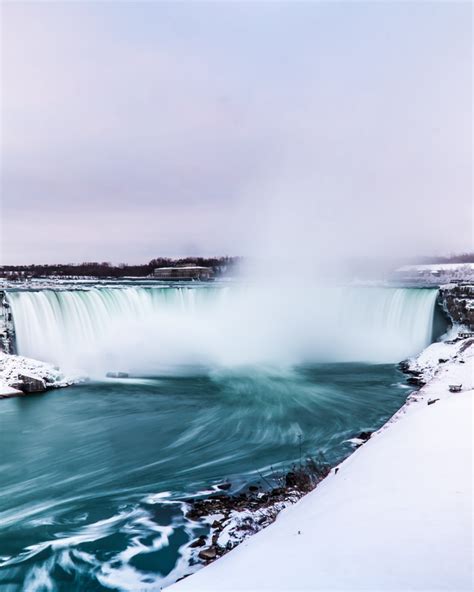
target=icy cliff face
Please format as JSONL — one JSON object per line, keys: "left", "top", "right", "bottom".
{"left": 0, "top": 291, "right": 15, "bottom": 354}
{"left": 438, "top": 284, "right": 474, "bottom": 330}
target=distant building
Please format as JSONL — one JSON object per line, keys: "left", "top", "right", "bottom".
{"left": 153, "top": 265, "right": 213, "bottom": 280}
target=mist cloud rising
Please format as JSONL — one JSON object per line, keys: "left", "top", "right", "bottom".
{"left": 1, "top": 1, "right": 472, "bottom": 264}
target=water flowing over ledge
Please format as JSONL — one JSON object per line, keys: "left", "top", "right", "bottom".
{"left": 5, "top": 284, "right": 439, "bottom": 375}
{"left": 0, "top": 282, "right": 462, "bottom": 591}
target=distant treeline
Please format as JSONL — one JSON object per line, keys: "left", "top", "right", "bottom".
{"left": 0, "top": 257, "right": 241, "bottom": 279}
{"left": 1, "top": 252, "right": 472, "bottom": 280}
{"left": 417, "top": 253, "right": 474, "bottom": 264}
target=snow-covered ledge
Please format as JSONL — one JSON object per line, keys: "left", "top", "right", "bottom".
{"left": 169, "top": 336, "right": 473, "bottom": 591}
{"left": 0, "top": 352, "right": 73, "bottom": 397}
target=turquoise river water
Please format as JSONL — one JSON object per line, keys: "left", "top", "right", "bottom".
{"left": 0, "top": 366, "right": 411, "bottom": 591}
{"left": 0, "top": 284, "right": 443, "bottom": 590}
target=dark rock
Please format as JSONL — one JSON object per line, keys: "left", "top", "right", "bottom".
{"left": 407, "top": 376, "right": 425, "bottom": 387}
{"left": 211, "top": 520, "right": 222, "bottom": 528}
{"left": 427, "top": 398, "right": 439, "bottom": 406}
{"left": 398, "top": 360, "right": 411, "bottom": 373}
{"left": 15, "top": 374, "right": 46, "bottom": 393}
{"left": 285, "top": 472, "right": 298, "bottom": 487}
{"left": 438, "top": 358, "right": 448, "bottom": 364}
{"left": 217, "top": 482, "right": 231, "bottom": 491}
{"left": 186, "top": 510, "right": 200, "bottom": 520}
{"left": 459, "top": 339, "right": 474, "bottom": 353}
{"left": 209, "top": 494, "right": 227, "bottom": 501}
{"left": 248, "top": 485, "right": 259, "bottom": 492}
{"left": 189, "top": 536, "right": 206, "bottom": 548}
{"left": 438, "top": 285, "right": 474, "bottom": 330}
{"left": 270, "top": 488, "right": 284, "bottom": 497}
{"left": 357, "top": 431, "right": 372, "bottom": 441}
{"left": 198, "top": 547, "right": 217, "bottom": 561}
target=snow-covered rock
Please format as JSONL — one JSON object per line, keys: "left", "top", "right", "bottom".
{"left": 404, "top": 326, "right": 472, "bottom": 382}
{"left": 0, "top": 384, "right": 23, "bottom": 398}
{"left": 0, "top": 352, "right": 73, "bottom": 397}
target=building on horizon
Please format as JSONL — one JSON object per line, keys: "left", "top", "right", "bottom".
{"left": 152, "top": 265, "right": 213, "bottom": 280}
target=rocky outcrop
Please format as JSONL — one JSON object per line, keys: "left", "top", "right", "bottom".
{"left": 438, "top": 284, "right": 474, "bottom": 330}
{"left": 10, "top": 373, "right": 47, "bottom": 393}
{"left": 0, "top": 352, "right": 72, "bottom": 398}
{"left": 184, "top": 460, "right": 331, "bottom": 566}
{"left": 0, "top": 291, "right": 15, "bottom": 354}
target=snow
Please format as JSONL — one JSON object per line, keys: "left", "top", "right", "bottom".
{"left": 0, "top": 352, "right": 73, "bottom": 395}
{"left": 398, "top": 263, "right": 474, "bottom": 272}
{"left": 168, "top": 338, "right": 473, "bottom": 591}
{"left": 393, "top": 263, "right": 474, "bottom": 286}
{"left": 0, "top": 384, "right": 23, "bottom": 397}
{"left": 403, "top": 327, "right": 472, "bottom": 384}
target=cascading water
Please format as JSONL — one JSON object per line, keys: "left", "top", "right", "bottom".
{"left": 6, "top": 285, "right": 439, "bottom": 374}
{"left": 1, "top": 283, "right": 441, "bottom": 590}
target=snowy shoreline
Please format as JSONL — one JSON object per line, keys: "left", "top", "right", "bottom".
{"left": 169, "top": 332, "right": 473, "bottom": 591}
{"left": 0, "top": 352, "right": 74, "bottom": 397}
{"left": 1, "top": 332, "right": 472, "bottom": 590}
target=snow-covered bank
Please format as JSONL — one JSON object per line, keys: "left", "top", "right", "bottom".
{"left": 169, "top": 337, "right": 473, "bottom": 591}
{"left": 0, "top": 352, "right": 73, "bottom": 397}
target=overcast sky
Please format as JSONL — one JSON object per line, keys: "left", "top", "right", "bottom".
{"left": 1, "top": 1, "right": 472, "bottom": 265}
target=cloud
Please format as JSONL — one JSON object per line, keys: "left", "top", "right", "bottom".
{"left": 1, "top": 1, "right": 472, "bottom": 264}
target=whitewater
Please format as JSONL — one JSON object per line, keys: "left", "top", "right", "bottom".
{"left": 0, "top": 282, "right": 449, "bottom": 591}
{"left": 6, "top": 284, "right": 439, "bottom": 376}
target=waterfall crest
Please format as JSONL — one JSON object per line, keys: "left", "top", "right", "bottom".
{"left": 6, "top": 285, "right": 439, "bottom": 375}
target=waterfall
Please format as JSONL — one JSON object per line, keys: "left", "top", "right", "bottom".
{"left": 6, "top": 285, "right": 439, "bottom": 374}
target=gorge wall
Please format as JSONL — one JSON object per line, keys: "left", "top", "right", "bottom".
{"left": 438, "top": 284, "right": 474, "bottom": 330}
{"left": 0, "top": 291, "right": 15, "bottom": 354}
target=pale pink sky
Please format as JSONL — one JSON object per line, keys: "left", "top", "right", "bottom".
{"left": 1, "top": 1, "right": 472, "bottom": 264}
